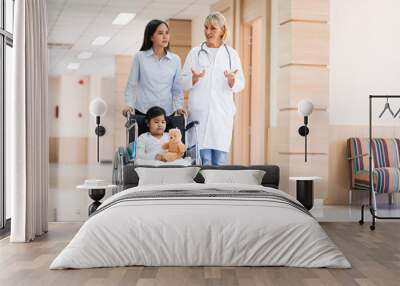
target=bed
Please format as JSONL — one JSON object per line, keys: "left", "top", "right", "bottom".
{"left": 50, "top": 166, "right": 350, "bottom": 269}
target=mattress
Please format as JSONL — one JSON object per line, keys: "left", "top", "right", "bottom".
{"left": 50, "top": 183, "right": 350, "bottom": 269}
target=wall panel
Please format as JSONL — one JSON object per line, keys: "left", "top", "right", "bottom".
{"left": 279, "top": 0, "right": 329, "bottom": 24}
{"left": 274, "top": 0, "right": 330, "bottom": 197}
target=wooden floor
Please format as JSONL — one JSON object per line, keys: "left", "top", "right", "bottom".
{"left": 0, "top": 222, "right": 399, "bottom": 286}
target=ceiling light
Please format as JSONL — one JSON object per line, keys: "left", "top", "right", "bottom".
{"left": 67, "top": 63, "right": 80, "bottom": 70}
{"left": 77, "top": 51, "right": 93, "bottom": 59}
{"left": 91, "top": 36, "right": 110, "bottom": 46}
{"left": 112, "top": 13, "right": 136, "bottom": 25}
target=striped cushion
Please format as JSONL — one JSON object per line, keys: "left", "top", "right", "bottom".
{"left": 355, "top": 168, "right": 400, "bottom": 193}
{"left": 348, "top": 137, "right": 400, "bottom": 193}
{"left": 353, "top": 170, "right": 370, "bottom": 191}
{"left": 348, "top": 138, "right": 400, "bottom": 173}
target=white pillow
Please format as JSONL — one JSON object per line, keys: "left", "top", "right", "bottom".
{"left": 200, "top": 169, "right": 266, "bottom": 185}
{"left": 136, "top": 167, "right": 200, "bottom": 186}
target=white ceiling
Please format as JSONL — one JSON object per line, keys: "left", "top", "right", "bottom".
{"left": 47, "top": 0, "right": 215, "bottom": 77}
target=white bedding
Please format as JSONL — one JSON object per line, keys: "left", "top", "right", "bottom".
{"left": 50, "top": 183, "right": 351, "bottom": 269}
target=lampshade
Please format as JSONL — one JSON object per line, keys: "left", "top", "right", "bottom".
{"left": 89, "top": 98, "right": 107, "bottom": 117}
{"left": 298, "top": 100, "right": 314, "bottom": 116}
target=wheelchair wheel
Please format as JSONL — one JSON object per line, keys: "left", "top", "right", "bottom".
{"left": 112, "top": 147, "right": 128, "bottom": 194}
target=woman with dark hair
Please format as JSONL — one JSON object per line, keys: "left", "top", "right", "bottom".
{"left": 123, "top": 20, "right": 185, "bottom": 117}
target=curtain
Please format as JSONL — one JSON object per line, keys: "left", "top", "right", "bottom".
{"left": 10, "top": 0, "right": 49, "bottom": 242}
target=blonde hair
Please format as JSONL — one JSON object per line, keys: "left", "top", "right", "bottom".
{"left": 204, "top": 12, "right": 229, "bottom": 42}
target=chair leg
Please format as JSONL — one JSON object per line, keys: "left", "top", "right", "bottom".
{"left": 359, "top": 204, "right": 365, "bottom": 225}
{"left": 349, "top": 189, "right": 352, "bottom": 205}
{"left": 370, "top": 207, "right": 376, "bottom": 231}
{"left": 388, "top": 193, "right": 393, "bottom": 206}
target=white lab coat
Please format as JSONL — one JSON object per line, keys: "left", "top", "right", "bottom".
{"left": 181, "top": 43, "right": 245, "bottom": 152}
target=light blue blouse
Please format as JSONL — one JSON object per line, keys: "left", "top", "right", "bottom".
{"left": 124, "top": 49, "right": 184, "bottom": 115}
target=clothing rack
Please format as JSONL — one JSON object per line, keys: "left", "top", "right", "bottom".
{"left": 360, "top": 95, "right": 400, "bottom": 230}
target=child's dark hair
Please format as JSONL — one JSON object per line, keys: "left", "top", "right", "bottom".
{"left": 145, "top": 106, "right": 166, "bottom": 123}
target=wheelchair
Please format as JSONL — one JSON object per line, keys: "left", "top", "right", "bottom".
{"left": 112, "top": 111, "right": 200, "bottom": 192}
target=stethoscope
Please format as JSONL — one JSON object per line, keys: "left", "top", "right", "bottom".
{"left": 197, "top": 42, "right": 232, "bottom": 70}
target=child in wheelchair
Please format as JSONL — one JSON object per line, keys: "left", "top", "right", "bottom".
{"left": 136, "top": 106, "right": 170, "bottom": 161}
{"left": 133, "top": 106, "right": 193, "bottom": 166}
{"left": 112, "top": 106, "right": 200, "bottom": 190}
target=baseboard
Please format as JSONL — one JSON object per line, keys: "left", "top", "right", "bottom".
{"left": 314, "top": 199, "right": 324, "bottom": 207}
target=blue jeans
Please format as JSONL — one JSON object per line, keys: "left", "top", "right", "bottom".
{"left": 200, "top": 149, "right": 228, "bottom": 166}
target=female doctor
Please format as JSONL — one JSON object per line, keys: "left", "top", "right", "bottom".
{"left": 181, "top": 12, "right": 244, "bottom": 165}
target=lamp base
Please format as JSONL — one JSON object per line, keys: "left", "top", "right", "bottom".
{"left": 298, "top": 126, "right": 309, "bottom": 136}
{"left": 95, "top": 126, "right": 106, "bottom": 136}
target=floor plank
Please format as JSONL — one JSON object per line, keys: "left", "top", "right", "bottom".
{"left": 0, "top": 222, "right": 399, "bottom": 286}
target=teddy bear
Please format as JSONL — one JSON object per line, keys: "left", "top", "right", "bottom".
{"left": 161, "top": 128, "right": 187, "bottom": 162}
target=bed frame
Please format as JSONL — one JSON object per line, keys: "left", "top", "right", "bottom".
{"left": 118, "top": 164, "right": 280, "bottom": 190}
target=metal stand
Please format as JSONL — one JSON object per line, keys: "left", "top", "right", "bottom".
{"left": 94, "top": 116, "right": 106, "bottom": 163}
{"left": 298, "top": 116, "right": 310, "bottom": 162}
{"left": 296, "top": 180, "right": 314, "bottom": 210}
{"left": 88, "top": 189, "right": 105, "bottom": 215}
{"left": 359, "top": 95, "right": 400, "bottom": 230}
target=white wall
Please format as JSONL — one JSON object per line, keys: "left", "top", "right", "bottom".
{"left": 191, "top": 10, "right": 210, "bottom": 47}
{"left": 48, "top": 75, "right": 116, "bottom": 222}
{"left": 329, "top": 0, "right": 400, "bottom": 126}
{"left": 269, "top": 0, "right": 400, "bottom": 127}
{"left": 49, "top": 75, "right": 116, "bottom": 159}
{"left": 57, "top": 76, "right": 90, "bottom": 136}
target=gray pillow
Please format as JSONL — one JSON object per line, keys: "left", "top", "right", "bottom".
{"left": 200, "top": 169, "right": 266, "bottom": 185}
{"left": 136, "top": 167, "right": 200, "bottom": 186}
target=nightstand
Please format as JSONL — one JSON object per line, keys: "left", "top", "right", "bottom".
{"left": 289, "top": 177, "right": 322, "bottom": 210}
{"left": 77, "top": 181, "right": 117, "bottom": 215}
